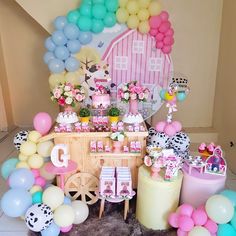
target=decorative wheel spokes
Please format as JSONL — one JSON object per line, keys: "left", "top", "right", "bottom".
{"left": 65, "top": 172, "right": 99, "bottom": 205}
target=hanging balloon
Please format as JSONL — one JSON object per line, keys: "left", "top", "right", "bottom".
{"left": 138, "top": 21, "right": 150, "bottom": 34}
{"left": 138, "top": 0, "right": 151, "bottom": 8}
{"left": 28, "top": 154, "right": 44, "bottom": 169}
{"left": 32, "top": 191, "right": 43, "bottom": 204}
{"left": 53, "top": 205, "right": 75, "bottom": 227}
{"left": 137, "top": 9, "right": 150, "bottom": 21}
{"left": 20, "top": 141, "right": 37, "bottom": 156}
{"left": 54, "top": 16, "right": 68, "bottom": 30}
{"left": 67, "top": 10, "right": 80, "bottom": 24}
{"left": 119, "top": 0, "right": 128, "bottom": 8}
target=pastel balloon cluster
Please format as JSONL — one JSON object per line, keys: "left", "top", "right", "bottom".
{"left": 149, "top": 11, "right": 174, "bottom": 54}
{"left": 156, "top": 120, "right": 182, "bottom": 137}
{"left": 160, "top": 89, "right": 187, "bottom": 102}
{"left": 116, "top": 0, "right": 162, "bottom": 34}
{"left": 67, "top": 0, "right": 118, "bottom": 33}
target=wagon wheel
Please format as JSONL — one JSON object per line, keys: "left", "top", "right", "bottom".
{"left": 64, "top": 172, "right": 99, "bottom": 205}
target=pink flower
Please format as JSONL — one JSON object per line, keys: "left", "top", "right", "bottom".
{"left": 58, "top": 97, "right": 65, "bottom": 106}
{"left": 138, "top": 93, "right": 145, "bottom": 100}
{"left": 118, "top": 89, "right": 124, "bottom": 98}
{"left": 75, "top": 94, "right": 83, "bottom": 102}
{"left": 134, "top": 86, "right": 143, "bottom": 94}
{"left": 53, "top": 88, "right": 62, "bottom": 99}
{"left": 130, "top": 93, "right": 137, "bottom": 100}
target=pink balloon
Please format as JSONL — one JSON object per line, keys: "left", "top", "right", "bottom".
{"left": 150, "top": 28, "right": 158, "bottom": 36}
{"left": 149, "top": 16, "right": 162, "bottom": 29}
{"left": 60, "top": 225, "right": 73, "bottom": 233}
{"left": 171, "top": 121, "right": 182, "bottom": 132}
{"left": 35, "top": 176, "right": 46, "bottom": 188}
{"left": 156, "top": 41, "right": 164, "bottom": 49}
{"left": 160, "top": 11, "right": 169, "bottom": 21}
{"left": 155, "top": 121, "right": 167, "bottom": 132}
{"left": 177, "top": 204, "right": 194, "bottom": 217}
{"left": 197, "top": 205, "right": 206, "bottom": 211}
{"left": 156, "top": 33, "right": 165, "bottom": 42}
{"left": 162, "top": 45, "right": 172, "bottom": 54}
{"left": 33, "top": 112, "right": 52, "bottom": 135}
{"left": 177, "top": 229, "right": 188, "bottom": 236}
{"left": 204, "top": 219, "right": 218, "bottom": 234}
{"left": 178, "top": 215, "right": 194, "bottom": 232}
{"left": 168, "top": 213, "right": 180, "bottom": 228}
{"left": 165, "top": 28, "right": 174, "bottom": 36}
{"left": 192, "top": 209, "right": 208, "bottom": 226}
{"left": 159, "top": 21, "right": 171, "bottom": 33}
{"left": 164, "top": 124, "right": 176, "bottom": 137}
{"left": 31, "top": 169, "right": 40, "bottom": 178}
{"left": 163, "top": 36, "right": 174, "bottom": 46}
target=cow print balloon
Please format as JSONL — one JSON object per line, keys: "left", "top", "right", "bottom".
{"left": 170, "top": 132, "right": 190, "bottom": 153}
{"left": 25, "top": 203, "right": 53, "bottom": 232}
{"left": 13, "top": 130, "right": 29, "bottom": 150}
{"left": 148, "top": 128, "right": 170, "bottom": 149}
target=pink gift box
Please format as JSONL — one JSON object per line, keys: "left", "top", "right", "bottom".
{"left": 99, "top": 176, "right": 116, "bottom": 197}
{"left": 97, "top": 141, "right": 104, "bottom": 152}
{"left": 90, "top": 141, "right": 97, "bottom": 153}
{"left": 116, "top": 176, "right": 132, "bottom": 197}
{"left": 135, "top": 141, "right": 141, "bottom": 153}
{"left": 130, "top": 141, "right": 136, "bottom": 153}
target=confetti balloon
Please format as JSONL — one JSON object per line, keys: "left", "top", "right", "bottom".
{"left": 13, "top": 130, "right": 29, "bottom": 150}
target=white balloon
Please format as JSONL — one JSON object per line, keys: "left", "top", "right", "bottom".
{"left": 71, "top": 200, "right": 89, "bottom": 224}
{"left": 53, "top": 205, "right": 75, "bottom": 227}
{"left": 189, "top": 226, "right": 211, "bottom": 236}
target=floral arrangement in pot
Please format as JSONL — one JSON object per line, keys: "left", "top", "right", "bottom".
{"left": 79, "top": 108, "right": 91, "bottom": 123}
{"left": 110, "top": 131, "right": 126, "bottom": 153}
{"left": 51, "top": 82, "right": 86, "bottom": 111}
{"left": 108, "top": 107, "right": 120, "bottom": 123}
{"left": 118, "top": 81, "right": 150, "bottom": 115}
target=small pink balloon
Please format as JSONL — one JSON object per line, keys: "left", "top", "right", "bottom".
{"left": 35, "top": 176, "right": 46, "bottom": 188}
{"left": 150, "top": 28, "right": 158, "bottom": 36}
{"left": 159, "top": 21, "right": 171, "bottom": 33}
{"left": 177, "top": 229, "right": 188, "bottom": 236}
{"left": 149, "top": 16, "right": 162, "bottom": 29}
{"left": 155, "top": 121, "right": 167, "bottom": 132}
{"left": 164, "top": 124, "right": 176, "bottom": 137}
{"left": 160, "top": 11, "right": 169, "bottom": 21}
{"left": 33, "top": 112, "right": 52, "bottom": 135}
{"left": 156, "top": 33, "right": 164, "bottom": 42}
{"left": 177, "top": 204, "right": 194, "bottom": 217}
{"left": 171, "top": 121, "right": 182, "bottom": 132}
{"left": 162, "top": 45, "right": 172, "bottom": 54}
{"left": 163, "top": 36, "right": 174, "bottom": 46}
{"left": 192, "top": 209, "right": 208, "bottom": 226}
{"left": 178, "top": 215, "right": 194, "bottom": 232}
{"left": 204, "top": 219, "right": 218, "bottom": 234}
{"left": 168, "top": 212, "right": 180, "bottom": 228}
{"left": 165, "top": 28, "right": 174, "bottom": 36}
{"left": 60, "top": 225, "right": 73, "bottom": 233}
{"left": 156, "top": 41, "right": 164, "bottom": 49}
{"left": 197, "top": 205, "right": 206, "bottom": 211}
{"left": 31, "top": 169, "right": 40, "bottom": 178}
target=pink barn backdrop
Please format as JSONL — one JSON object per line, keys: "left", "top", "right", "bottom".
{"left": 102, "top": 29, "right": 173, "bottom": 88}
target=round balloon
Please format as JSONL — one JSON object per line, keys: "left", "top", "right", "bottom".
{"left": 80, "top": 4, "right": 92, "bottom": 17}
{"left": 65, "top": 57, "right": 80, "bottom": 72}
{"left": 218, "top": 224, "right": 236, "bottom": 236}
{"left": 1, "top": 188, "right": 32, "bottom": 217}
{"left": 127, "top": 15, "right": 139, "bottom": 29}
{"left": 92, "top": 4, "right": 107, "bottom": 19}
{"left": 230, "top": 209, "right": 236, "bottom": 229}
{"left": 45, "top": 37, "right": 56, "bottom": 52}
{"left": 48, "top": 58, "right": 65, "bottom": 74}
{"left": 41, "top": 222, "right": 60, "bottom": 236}
{"left": 148, "top": 1, "right": 161, "bottom": 16}
{"left": 32, "top": 191, "right": 43, "bottom": 204}
{"left": 67, "top": 10, "right": 80, "bottom": 24}
{"left": 20, "top": 141, "right": 37, "bottom": 156}
{"left": 91, "top": 19, "right": 104, "bottom": 33}
{"left": 52, "top": 31, "right": 67, "bottom": 46}
{"left": 33, "top": 112, "right": 52, "bottom": 136}
{"left": 103, "top": 12, "right": 116, "bottom": 27}
{"left": 63, "top": 23, "right": 80, "bottom": 40}
{"left": 16, "top": 161, "right": 30, "bottom": 169}
{"left": 28, "top": 154, "right": 44, "bottom": 169}
{"left": 77, "top": 16, "right": 92, "bottom": 31}
{"left": 28, "top": 130, "right": 42, "bottom": 143}
{"left": 105, "top": 0, "right": 118, "bottom": 12}
{"left": 25, "top": 203, "right": 53, "bottom": 232}
{"left": 40, "top": 163, "right": 56, "bottom": 181}
{"left": 78, "top": 31, "right": 93, "bottom": 45}
{"left": 188, "top": 226, "right": 211, "bottom": 236}
{"left": 116, "top": 8, "right": 129, "bottom": 23}
{"left": 1, "top": 158, "right": 19, "bottom": 180}
{"left": 67, "top": 39, "right": 81, "bottom": 53}
{"left": 30, "top": 185, "right": 43, "bottom": 194}
{"left": 37, "top": 141, "right": 54, "bottom": 158}
{"left": 54, "top": 16, "right": 68, "bottom": 30}
{"left": 127, "top": 0, "right": 139, "bottom": 15}
{"left": 43, "top": 52, "right": 55, "bottom": 64}
{"left": 13, "top": 130, "right": 29, "bottom": 150}
{"left": 71, "top": 200, "right": 89, "bottom": 224}
{"left": 54, "top": 205, "right": 75, "bottom": 227}
{"left": 54, "top": 46, "right": 70, "bottom": 60}
{"left": 221, "top": 189, "right": 236, "bottom": 207}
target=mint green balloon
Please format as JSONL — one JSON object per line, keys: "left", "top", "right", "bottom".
{"left": 77, "top": 16, "right": 92, "bottom": 31}
{"left": 67, "top": 10, "right": 80, "bottom": 23}
{"left": 105, "top": 0, "right": 118, "bottom": 12}
{"left": 1, "top": 158, "right": 19, "bottom": 180}
{"left": 79, "top": 4, "right": 92, "bottom": 17}
{"left": 103, "top": 12, "right": 116, "bottom": 27}
{"left": 32, "top": 191, "right": 43, "bottom": 204}
{"left": 92, "top": 19, "right": 104, "bottom": 33}
{"left": 93, "top": 0, "right": 104, "bottom": 4}
{"left": 92, "top": 4, "right": 107, "bottom": 19}
{"left": 82, "top": 0, "right": 92, "bottom": 4}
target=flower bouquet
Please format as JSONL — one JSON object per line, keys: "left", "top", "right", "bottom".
{"left": 110, "top": 131, "right": 126, "bottom": 153}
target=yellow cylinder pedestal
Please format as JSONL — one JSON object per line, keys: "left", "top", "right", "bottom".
{"left": 136, "top": 165, "right": 183, "bottom": 230}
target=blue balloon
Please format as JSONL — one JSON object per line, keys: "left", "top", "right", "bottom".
{"left": 65, "top": 57, "right": 80, "bottom": 72}
{"left": 1, "top": 188, "right": 32, "bottom": 217}
{"left": 54, "top": 46, "right": 70, "bottom": 60}
{"left": 221, "top": 190, "right": 236, "bottom": 207}
{"left": 52, "top": 31, "right": 67, "bottom": 46}
{"left": 9, "top": 168, "right": 35, "bottom": 190}
{"left": 78, "top": 31, "right": 93, "bottom": 45}
{"left": 176, "top": 91, "right": 186, "bottom": 102}
{"left": 54, "top": 16, "right": 68, "bottom": 30}
{"left": 230, "top": 209, "right": 236, "bottom": 229}
{"left": 218, "top": 224, "right": 236, "bottom": 236}
{"left": 48, "top": 58, "right": 65, "bottom": 73}
{"left": 43, "top": 52, "right": 55, "bottom": 64}
{"left": 41, "top": 222, "right": 60, "bottom": 236}
{"left": 45, "top": 37, "right": 56, "bottom": 51}
{"left": 67, "top": 40, "right": 81, "bottom": 53}
{"left": 64, "top": 23, "right": 80, "bottom": 40}
{"left": 159, "top": 89, "right": 166, "bottom": 100}
{"left": 1, "top": 158, "right": 19, "bottom": 180}
{"left": 63, "top": 196, "right": 72, "bottom": 205}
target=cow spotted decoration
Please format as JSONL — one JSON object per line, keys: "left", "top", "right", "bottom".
{"left": 13, "top": 130, "right": 29, "bottom": 150}
{"left": 25, "top": 203, "right": 53, "bottom": 232}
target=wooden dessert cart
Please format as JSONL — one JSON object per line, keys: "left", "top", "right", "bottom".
{"left": 40, "top": 125, "right": 148, "bottom": 205}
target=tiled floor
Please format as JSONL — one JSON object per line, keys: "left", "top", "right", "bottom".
{"left": 0, "top": 128, "right": 236, "bottom": 236}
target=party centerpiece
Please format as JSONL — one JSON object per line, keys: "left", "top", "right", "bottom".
{"left": 118, "top": 81, "right": 149, "bottom": 124}
{"left": 110, "top": 131, "right": 126, "bottom": 153}
{"left": 108, "top": 107, "right": 120, "bottom": 123}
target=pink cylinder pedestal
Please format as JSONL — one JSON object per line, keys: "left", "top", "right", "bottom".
{"left": 129, "top": 99, "right": 138, "bottom": 115}
{"left": 180, "top": 164, "right": 226, "bottom": 208}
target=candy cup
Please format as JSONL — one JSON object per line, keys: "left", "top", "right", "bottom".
{"left": 192, "top": 209, "right": 208, "bottom": 226}
{"left": 177, "top": 229, "right": 188, "bottom": 236}
{"left": 162, "top": 45, "right": 172, "bottom": 54}
{"left": 168, "top": 212, "right": 179, "bottom": 228}
{"left": 204, "top": 219, "right": 218, "bottom": 234}
{"left": 178, "top": 215, "right": 194, "bottom": 232}
{"left": 149, "top": 16, "right": 162, "bottom": 29}
{"left": 155, "top": 121, "right": 167, "bottom": 132}
{"left": 60, "top": 225, "right": 73, "bottom": 233}
{"left": 177, "top": 204, "right": 194, "bottom": 217}
{"left": 171, "top": 121, "right": 182, "bottom": 132}
{"left": 164, "top": 124, "right": 176, "bottom": 137}
{"left": 149, "top": 28, "right": 158, "bottom": 36}
{"left": 160, "top": 11, "right": 169, "bottom": 21}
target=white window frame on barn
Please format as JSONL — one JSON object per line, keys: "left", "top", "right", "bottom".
{"left": 148, "top": 57, "right": 163, "bottom": 72}
{"left": 132, "top": 40, "right": 145, "bottom": 54}
{"left": 115, "top": 56, "right": 128, "bottom": 70}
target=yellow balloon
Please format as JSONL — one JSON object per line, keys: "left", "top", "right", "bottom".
{"left": 28, "top": 154, "right": 44, "bottom": 169}
{"left": 138, "top": 9, "right": 150, "bottom": 21}
{"left": 49, "top": 73, "right": 65, "bottom": 91}
{"left": 20, "top": 141, "right": 37, "bottom": 156}
{"left": 37, "top": 141, "right": 54, "bottom": 158}
{"left": 165, "top": 92, "right": 175, "bottom": 101}
{"left": 40, "top": 163, "right": 56, "bottom": 181}
{"left": 18, "top": 153, "right": 29, "bottom": 161}
{"left": 127, "top": 15, "right": 140, "bottom": 29}
{"left": 116, "top": 8, "right": 129, "bottom": 23}
{"left": 54, "top": 205, "right": 75, "bottom": 227}
{"left": 16, "top": 161, "right": 30, "bottom": 169}
{"left": 28, "top": 130, "right": 42, "bottom": 143}
{"left": 148, "top": 1, "right": 162, "bottom": 16}
{"left": 127, "top": 0, "right": 139, "bottom": 14}
{"left": 138, "top": 0, "right": 151, "bottom": 8}
{"left": 65, "top": 72, "right": 80, "bottom": 85}
{"left": 119, "top": 0, "right": 128, "bottom": 7}
{"left": 30, "top": 185, "right": 43, "bottom": 194}
{"left": 138, "top": 21, "right": 150, "bottom": 34}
